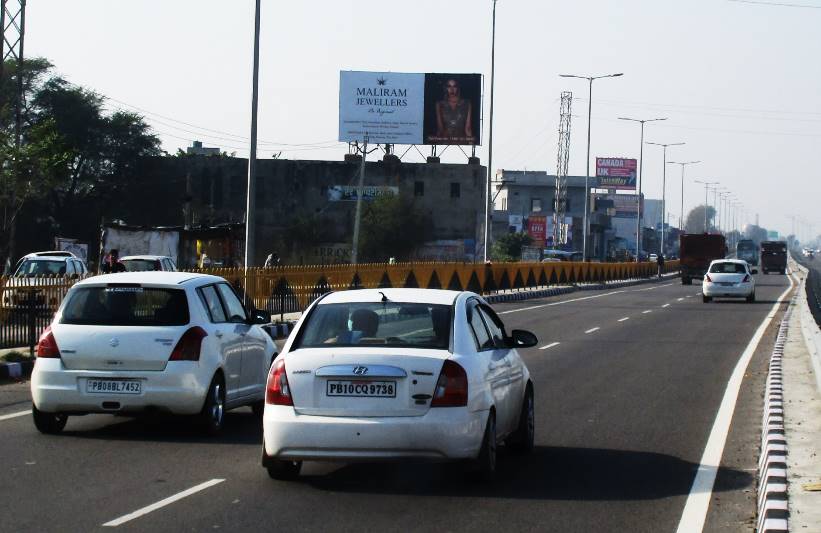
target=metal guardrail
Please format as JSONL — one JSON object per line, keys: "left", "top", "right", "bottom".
{"left": 0, "top": 260, "right": 679, "bottom": 350}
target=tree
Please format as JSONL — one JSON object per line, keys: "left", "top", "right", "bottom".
{"left": 490, "top": 232, "right": 532, "bottom": 262}
{"left": 357, "top": 195, "right": 433, "bottom": 262}
{"left": 684, "top": 204, "right": 716, "bottom": 233}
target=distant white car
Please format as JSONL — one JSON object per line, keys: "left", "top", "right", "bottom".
{"left": 261, "top": 288, "right": 538, "bottom": 480}
{"left": 30, "top": 272, "right": 276, "bottom": 435}
{"left": 3, "top": 252, "right": 88, "bottom": 309}
{"left": 702, "top": 259, "right": 756, "bottom": 303}
{"left": 649, "top": 253, "right": 658, "bottom": 262}
{"left": 120, "top": 255, "right": 177, "bottom": 272}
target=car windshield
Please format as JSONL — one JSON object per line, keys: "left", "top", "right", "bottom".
{"left": 295, "top": 302, "right": 451, "bottom": 350}
{"left": 122, "top": 259, "right": 161, "bottom": 271}
{"left": 709, "top": 263, "right": 746, "bottom": 274}
{"left": 60, "top": 286, "right": 190, "bottom": 326}
{"left": 15, "top": 259, "right": 66, "bottom": 277}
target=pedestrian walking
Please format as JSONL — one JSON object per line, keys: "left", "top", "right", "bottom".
{"left": 657, "top": 254, "right": 665, "bottom": 279}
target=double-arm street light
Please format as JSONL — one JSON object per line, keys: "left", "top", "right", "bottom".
{"left": 667, "top": 160, "right": 700, "bottom": 232}
{"left": 618, "top": 117, "right": 667, "bottom": 261}
{"left": 560, "top": 72, "right": 623, "bottom": 261}
{"left": 646, "top": 141, "right": 685, "bottom": 256}
{"left": 694, "top": 180, "right": 718, "bottom": 233}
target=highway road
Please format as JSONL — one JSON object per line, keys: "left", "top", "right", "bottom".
{"left": 0, "top": 272, "right": 793, "bottom": 533}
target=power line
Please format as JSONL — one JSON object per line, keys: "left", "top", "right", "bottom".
{"left": 728, "top": 0, "right": 821, "bottom": 8}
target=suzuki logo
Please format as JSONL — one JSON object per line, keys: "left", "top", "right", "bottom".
{"left": 109, "top": 338, "right": 120, "bottom": 348}
{"left": 352, "top": 366, "right": 368, "bottom": 375}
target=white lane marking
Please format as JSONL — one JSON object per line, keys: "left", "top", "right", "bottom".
{"left": 662, "top": 304, "right": 670, "bottom": 308}
{"left": 642, "top": 310, "right": 652, "bottom": 314}
{"left": 632, "top": 283, "right": 674, "bottom": 292}
{"left": 618, "top": 317, "right": 630, "bottom": 322}
{"left": 686, "top": 295, "right": 693, "bottom": 298}
{"left": 0, "top": 410, "right": 28, "bottom": 422}
{"left": 103, "top": 479, "right": 225, "bottom": 527}
{"left": 539, "top": 342, "right": 560, "bottom": 350}
{"left": 677, "top": 298, "right": 685, "bottom": 301}
{"left": 675, "top": 274, "right": 794, "bottom": 533}
{"left": 498, "top": 290, "right": 627, "bottom": 315}
{"left": 584, "top": 327, "right": 600, "bottom": 334}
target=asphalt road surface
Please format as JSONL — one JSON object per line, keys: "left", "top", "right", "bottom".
{"left": 0, "top": 273, "right": 793, "bottom": 533}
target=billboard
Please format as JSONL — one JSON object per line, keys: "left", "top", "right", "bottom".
{"left": 595, "top": 193, "right": 642, "bottom": 218}
{"left": 596, "top": 158, "right": 637, "bottom": 190}
{"left": 527, "top": 215, "right": 547, "bottom": 246}
{"left": 327, "top": 185, "right": 398, "bottom": 202}
{"left": 339, "top": 71, "right": 481, "bottom": 146}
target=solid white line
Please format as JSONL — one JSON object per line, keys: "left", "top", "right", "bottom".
{"left": 675, "top": 274, "right": 794, "bottom": 533}
{"left": 498, "top": 290, "right": 627, "bottom": 315}
{"left": 618, "top": 317, "right": 630, "bottom": 322}
{"left": 0, "top": 410, "right": 28, "bottom": 422}
{"left": 584, "top": 327, "right": 600, "bottom": 334}
{"left": 642, "top": 310, "right": 652, "bottom": 314}
{"left": 633, "top": 282, "right": 675, "bottom": 292}
{"left": 103, "top": 479, "right": 225, "bottom": 527}
{"left": 662, "top": 303, "right": 671, "bottom": 308}
{"left": 539, "top": 342, "right": 560, "bottom": 350}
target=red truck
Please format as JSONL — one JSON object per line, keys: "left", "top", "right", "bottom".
{"left": 679, "top": 233, "right": 728, "bottom": 285}
{"left": 760, "top": 241, "right": 787, "bottom": 275}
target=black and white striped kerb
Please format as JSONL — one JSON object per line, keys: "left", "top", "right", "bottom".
{"left": 756, "top": 304, "right": 793, "bottom": 533}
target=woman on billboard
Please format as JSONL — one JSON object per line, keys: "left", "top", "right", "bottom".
{"left": 434, "top": 78, "right": 474, "bottom": 144}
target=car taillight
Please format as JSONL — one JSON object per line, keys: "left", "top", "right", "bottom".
{"left": 36, "top": 327, "right": 61, "bottom": 358}
{"left": 705, "top": 274, "right": 712, "bottom": 282}
{"left": 266, "top": 359, "right": 293, "bottom": 405}
{"left": 431, "top": 360, "right": 468, "bottom": 407}
{"left": 169, "top": 327, "right": 207, "bottom": 361}
{"left": 743, "top": 274, "right": 750, "bottom": 282}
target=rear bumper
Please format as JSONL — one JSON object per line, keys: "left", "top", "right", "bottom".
{"left": 702, "top": 283, "right": 753, "bottom": 298}
{"left": 263, "top": 405, "right": 488, "bottom": 461}
{"left": 30, "top": 358, "right": 209, "bottom": 415}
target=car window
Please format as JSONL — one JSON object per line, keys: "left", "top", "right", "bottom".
{"left": 216, "top": 283, "right": 247, "bottom": 323}
{"left": 467, "top": 300, "right": 494, "bottom": 351}
{"left": 709, "top": 262, "right": 746, "bottom": 274}
{"left": 65, "top": 261, "right": 75, "bottom": 275}
{"left": 199, "top": 285, "right": 227, "bottom": 323}
{"left": 15, "top": 259, "right": 66, "bottom": 277}
{"left": 479, "top": 304, "right": 507, "bottom": 349}
{"left": 60, "top": 286, "right": 190, "bottom": 326}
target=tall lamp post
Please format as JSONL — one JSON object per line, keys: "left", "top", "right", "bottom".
{"left": 694, "top": 180, "right": 718, "bottom": 232}
{"left": 559, "top": 72, "right": 623, "bottom": 261}
{"left": 244, "top": 0, "right": 261, "bottom": 269}
{"left": 618, "top": 117, "right": 667, "bottom": 261}
{"left": 667, "top": 160, "right": 699, "bottom": 233}
{"left": 483, "top": 0, "right": 498, "bottom": 263}
{"left": 646, "top": 141, "right": 685, "bottom": 256}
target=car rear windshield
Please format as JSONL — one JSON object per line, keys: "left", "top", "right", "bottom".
{"left": 122, "top": 259, "right": 161, "bottom": 272}
{"left": 709, "top": 263, "right": 746, "bottom": 274}
{"left": 295, "top": 302, "right": 451, "bottom": 349}
{"left": 15, "top": 259, "right": 66, "bottom": 277}
{"left": 60, "top": 286, "right": 189, "bottom": 326}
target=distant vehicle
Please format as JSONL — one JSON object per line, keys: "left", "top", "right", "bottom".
{"left": 120, "top": 255, "right": 178, "bottom": 272}
{"left": 736, "top": 239, "right": 758, "bottom": 266}
{"left": 13, "top": 251, "right": 87, "bottom": 277}
{"left": 760, "top": 241, "right": 787, "bottom": 275}
{"left": 702, "top": 259, "right": 756, "bottom": 303}
{"left": 679, "top": 233, "right": 728, "bottom": 285}
{"left": 261, "top": 288, "right": 538, "bottom": 480}
{"left": 3, "top": 253, "right": 89, "bottom": 309}
{"left": 541, "top": 250, "right": 584, "bottom": 262}
{"left": 648, "top": 253, "right": 658, "bottom": 262}
{"left": 30, "top": 271, "right": 276, "bottom": 435}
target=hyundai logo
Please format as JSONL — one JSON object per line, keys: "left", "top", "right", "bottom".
{"left": 109, "top": 338, "right": 120, "bottom": 348}
{"left": 352, "top": 366, "right": 368, "bottom": 375}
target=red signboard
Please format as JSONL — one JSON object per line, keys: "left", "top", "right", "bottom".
{"left": 527, "top": 215, "right": 547, "bottom": 246}
{"left": 596, "top": 158, "right": 637, "bottom": 190}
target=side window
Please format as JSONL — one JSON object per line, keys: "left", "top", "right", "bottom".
{"left": 216, "top": 283, "right": 247, "bottom": 323}
{"left": 199, "top": 285, "right": 227, "bottom": 323}
{"left": 466, "top": 300, "right": 493, "bottom": 351}
{"left": 479, "top": 305, "right": 508, "bottom": 349}
{"left": 64, "top": 261, "right": 75, "bottom": 275}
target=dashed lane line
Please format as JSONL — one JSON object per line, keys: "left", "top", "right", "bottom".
{"left": 618, "top": 317, "right": 630, "bottom": 322}
{"left": 103, "top": 479, "right": 225, "bottom": 527}
{"left": 632, "top": 283, "right": 675, "bottom": 292}
{"left": 539, "top": 342, "right": 560, "bottom": 350}
{"left": 677, "top": 298, "right": 685, "bottom": 301}
{"left": 498, "top": 290, "right": 627, "bottom": 315}
{"left": 0, "top": 410, "right": 29, "bottom": 422}
{"left": 585, "top": 327, "right": 600, "bottom": 334}
{"left": 642, "top": 310, "right": 653, "bottom": 314}
{"left": 662, "top": 304, "right": 671, "bottom": 308}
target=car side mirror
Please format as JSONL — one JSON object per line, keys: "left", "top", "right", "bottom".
{"left": 751, "top": 269, "right": 758, "bottom": 275}
{"left": 508, "top": 329, "right": 538, "bottom": 348}
{"left": 249, "top": 310, "right": 269, "bottom": 325}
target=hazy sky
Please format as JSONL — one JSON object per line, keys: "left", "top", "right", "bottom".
{"left": 25, "top": 0, "right": 821, "bottom": 239}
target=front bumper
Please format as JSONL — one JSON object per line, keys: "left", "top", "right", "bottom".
{"left": 30, "top": 358, "right": 209, "bottom": 415}
{"left": 702, "top": 283, "right": 753, "bottom": 298}
{"left": 263, "top": 404, "right": 488, "bottom": 461}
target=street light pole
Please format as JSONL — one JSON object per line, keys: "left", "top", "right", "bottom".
{"left": 694, "top": 180, "right": 718, "bottom": 233}
{"left": 560, "top": 72, "right": 623, "bottom": 261}
{"left": 244, "top": 0, "right": 261, "bottom": 269}
{"left": 667, "top": 160, "right": 699, "bottom": 232}
{"left": 618, "top": 117, "right": 667, "bottom": 262}
{"left": 646, "top": 141, "right": 684, "bottom": 256}
{"left": 483, "top": 0, "right": 498, "bottom": 263}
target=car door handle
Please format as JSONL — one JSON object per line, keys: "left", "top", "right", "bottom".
{"left": 488, "top": 360, "right": 511, "bottom": 370}
{"left": 214, "top": 331, "right": 223, "bottom": 338}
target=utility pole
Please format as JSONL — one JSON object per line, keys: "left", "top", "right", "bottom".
{"left": 560, "top": 72, "right": 623, "bottom": 260}
{"left": 667, "top": 160, "right": 699, "bottom": 233}
{"left": 351, "top": 137, "right": 372, "bottom": 265}
{"left": 646, "top": 141, "right": 684, "bottom": 256}
{"left": 483, "top": 0, "right": 498, "bottom": 263}
{"left": 553, "top": 92, "right": 572, "bottom": 248}
{"left": 618, "top": 117, "right": 666, "bottom": 261}
{"left": 244, "top": 0, "right": 261, "bottom": 269}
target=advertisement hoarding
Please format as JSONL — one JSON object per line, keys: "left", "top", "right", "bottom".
{"left": 594, "top": 193, "right": 642, "bottom": 218}
{"left": 527, "top": 215, "right": 547, "bottom": 246}
{"left": 339, "top": 71, "right": 481, "bottom": 146}
{"left": 595, "top": 158, "right": 637, "bottom": 190}
{"left": 327, "top": 185, "right": 398, "bottom": 202}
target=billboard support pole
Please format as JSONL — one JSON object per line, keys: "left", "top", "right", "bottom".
{"left": 483, "top": 0, "right": 498, "bottom": 263}
{"left": 244, "top": 0, "right": 261, "bottom": 269}
{"left": 351, "top": 137, "right": 368, "bottom": 266}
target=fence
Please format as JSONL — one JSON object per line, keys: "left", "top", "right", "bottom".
{"left": 0, "top": 260, "right": 679, "bottom": 351}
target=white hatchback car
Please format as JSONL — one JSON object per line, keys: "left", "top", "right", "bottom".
{"left": 702, "top": 259, "right": 757, "bottom": 303}
{"left": 30, "top": 272, "right": 276, "bottom": 435}
{"left": 120, "top": 255, "right": 178, "bottom": 272}
{"left": 261, "top": 288, "right": 538, "bottom": 480}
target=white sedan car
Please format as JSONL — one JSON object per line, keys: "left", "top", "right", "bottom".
{"left": 702, "top": 259, "right": 757, "bottom": 303}
{"left": 261, "top": 288, "right": 538, "bottom": 480}
{"left": 120, "top": 255, "right": 178, "bottom": 272}
{"left": 31, "top": 272, "right": 276, "bottom": 435}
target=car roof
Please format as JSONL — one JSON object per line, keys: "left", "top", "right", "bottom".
{"left": 120, "top": 255, "right": 172, "bottom": 260}
{"left": 75, "top": 271, "right": 223, "bottom": 287}
{"left": 20, "top": 255, "right": 73, "bottom": 262}
{"left": 318, "top": 288, "right": 462, "bottom": 306}
{"left": 710, "top": 259, "right": 747, "bottom": 265}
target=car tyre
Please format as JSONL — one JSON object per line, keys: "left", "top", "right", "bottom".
{"left": 702, "top": 295, "right": 712, "bottom": 303}
{"left": 262, "top": 444, "right": 302, "bottom": 480}
{"left": 251, "top": 400, "right": 265, "bottom": 418}
{"left": 747, "top": 292, "right": 756, "bottom": 303}
{"left": 506, "top": 386, "right": 534, "bottom": 455}
{"left": 32, "top": 404, "right": 68, "bottom": 434}
{"left": 199, "top": 374, "right": 226, "bottom": 436}
{"left": 470, "top": 410, "right": 497, "bottom": 482}
{"left": 681, "top": 277, "right": 691, "bottom": 286}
